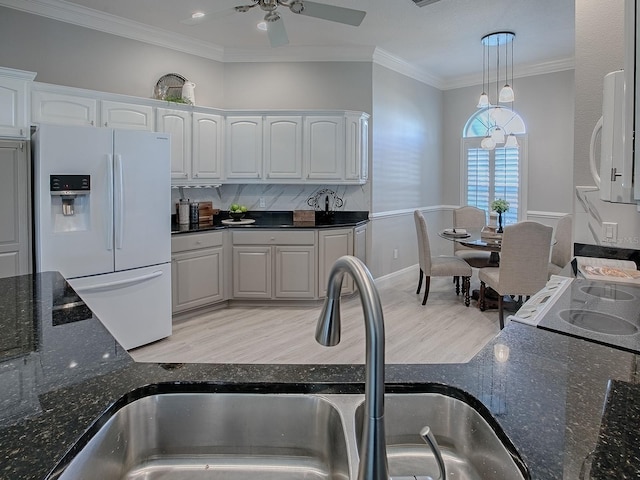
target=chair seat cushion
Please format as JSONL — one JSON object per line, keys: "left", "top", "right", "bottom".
{"left": 478, "top": 267, "right": 500, "bottom": 291}
{"left": 431, "top": 256, "right": 472, "bottom": 277}
{"left": 455, "top": 250, "right": 492, "bottom": 268}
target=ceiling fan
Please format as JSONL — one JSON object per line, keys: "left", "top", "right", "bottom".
{"left": 181, "top": 1, "right": 367, "bottom": 48}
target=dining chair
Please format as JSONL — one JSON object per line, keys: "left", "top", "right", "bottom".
{"left": 478, "top": 221, "right": 553, "bottom": 329}
{"left": 453, "top": 206, "right": 492, "bottom": 268}
{"left": 548, "top": 214, "right": 572, "bottom": 278}
{"left": 414, "top": 210, "right": 472, "bottom": 306}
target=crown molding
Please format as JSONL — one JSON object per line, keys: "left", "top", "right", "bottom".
{"left": 371, "top": 48, "right": 445, "bottom": 89}
{"left": 443, "top": 57, "right": 575, "bottom": 90}
{"left": 0, "top": 0, "right": 575, "bottom": 90}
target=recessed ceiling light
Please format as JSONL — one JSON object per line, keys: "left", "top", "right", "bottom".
{"left": 192, "top": 12, "right": 206, "bottom": 19}
{"left": 257, "top": 21, "right": 268, "bottom": 31}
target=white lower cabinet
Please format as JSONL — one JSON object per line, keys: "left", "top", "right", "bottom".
{"left": 232, "top": 230, "right": 316, "bottom": 299}
{"left": 318, "top": 228, "right": 354, "bottom": 297}
{"left": 171, "top": 231, "right": 225, "bottom": 314}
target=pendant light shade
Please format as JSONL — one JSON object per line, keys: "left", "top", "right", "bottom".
{"left": 499, "top": 84, "right": 515, "bottom": 103}
{"left": 481, "top": 135, "right": 496, "bottom": 150}
{"left": 505, "top": 134, "right": 519, "bottom": 148}
{"left": 491, "top": 126, "right": 505, "bottom": 144}
{"left": 477, "top": 93, "right": 489, "bottom": 108}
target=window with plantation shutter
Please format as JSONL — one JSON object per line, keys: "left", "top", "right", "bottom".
{"left": 462, "top": 108, "right": 527, "bottom": 225}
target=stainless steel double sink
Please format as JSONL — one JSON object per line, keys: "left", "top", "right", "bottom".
{"left": 49, "top": 386, "right": 529, "bottom": 480}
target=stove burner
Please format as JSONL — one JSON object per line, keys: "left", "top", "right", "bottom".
{"left": 559, "top": 309, "right": 638, "bottom": 336}
{"left": 579, "top": 285, "right": 635, "bottom": 301}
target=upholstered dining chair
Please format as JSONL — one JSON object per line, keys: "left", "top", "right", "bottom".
{"left": 453, "top": 206, "right": 492, "bottom": 268}
{"left": 414, "top": 210, "right": 472, "bottom": 306}
{"left": 548, "top": 214, "right": 572, "bottom": 278}
{"left": 479, "top": 221, "right": 553, "bottom": 329}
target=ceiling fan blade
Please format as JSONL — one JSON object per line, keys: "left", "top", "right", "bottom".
{"left": 180, "top": 7, "right": 236, "bottom": 26}
{"left": 296, "top": 1, "right": 366, "bottom": 26}
{"left": 267, "top": 17, "right": 289, "bottom": 47}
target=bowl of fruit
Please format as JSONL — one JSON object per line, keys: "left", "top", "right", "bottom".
{"left": 229, "top": 203, "right": 248, "bottom": 221}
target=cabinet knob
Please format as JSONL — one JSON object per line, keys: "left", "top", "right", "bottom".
{"left": 90, "top": 121, "right": 94, "bottom": 126}
{"left": 104, "top": 122, "right": 108, "bottom": 127}
{"left": 194, "top": 173, "right": 199, "bottom": 177}
{"left": 196, "top": 240, "right": 202, "bottom": 245}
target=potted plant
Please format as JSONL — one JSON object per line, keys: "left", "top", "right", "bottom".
{"left": 491, "top": 199, "right": 509, "bottom": 233}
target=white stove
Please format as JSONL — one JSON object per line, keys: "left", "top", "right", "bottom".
{"left": 509, "top": 275, "right": 640, "bottom": 354}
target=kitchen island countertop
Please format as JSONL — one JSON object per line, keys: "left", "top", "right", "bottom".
{"left": 0, "top": 271, "right": 638, "bottom": 479}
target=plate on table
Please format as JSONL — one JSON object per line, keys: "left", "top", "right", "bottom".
{"left": 442, "top": 228, "right": 470, "bottom": 238}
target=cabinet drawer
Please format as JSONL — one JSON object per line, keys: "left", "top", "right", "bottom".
{"left": 232, "top": 230, "right": 315, "bottom": 245}
{"left": 172, "top": 231, "right": 224, "bottom": 252}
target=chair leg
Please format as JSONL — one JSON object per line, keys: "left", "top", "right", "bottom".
{"left": 416, "top": 268, "right": 424, "bottom": 294}
{"left": 498, "top": 295, "right": 504, "bottom": 329}
{"left": 421, "top": 276, "right": 431, "bottom": 305}
{"left": 455, "top": 276, "right": 460, "bottom": 295}
{"left": 479, "top": 281, "right": 486, "bottom": 311}
{"left": 464, "top": 277, "right": 470, "bottom": 307}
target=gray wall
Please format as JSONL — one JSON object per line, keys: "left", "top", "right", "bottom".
{"left": 442, "top": 70, "right": 575, "bottom": 216}
{"left": 0, "top": 7, "right": 225, "bottom": 106}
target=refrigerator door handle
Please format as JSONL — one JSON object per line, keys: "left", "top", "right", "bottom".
{"left": 114, "top": 154, "right": 124, "bottom": 249}
{"left": 106, "top": 154, "right": 114, "bottom": 251}
{"left": 73, "top": 270, "right": 164, "bottom": 293}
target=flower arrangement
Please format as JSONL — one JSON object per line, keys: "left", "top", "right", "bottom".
{"left": 491, "top": 199, "right": 510, "bottom": 214}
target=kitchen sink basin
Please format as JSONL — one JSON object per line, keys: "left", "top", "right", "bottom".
{"left": 559, "top": 309, "right": 639, "bottom": 335}
{"left": 53, "top": 393, "right": 350, "bottom": 480}
{"left": 355, "top": 392, "right": 527, "bottom": 480}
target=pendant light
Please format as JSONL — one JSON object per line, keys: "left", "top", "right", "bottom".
{"left": 478, "top": 31, "right": 517, "bottom": 150}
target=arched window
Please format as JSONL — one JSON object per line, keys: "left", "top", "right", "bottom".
{"left": 461, "top": 107, "right": 527, "bottom": 226}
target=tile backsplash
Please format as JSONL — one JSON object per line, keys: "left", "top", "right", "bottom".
{"left": 170, "top": 184, "right": 369, "bottom": 214}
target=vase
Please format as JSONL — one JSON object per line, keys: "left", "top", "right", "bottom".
{"left": 497, "top": 212, "right": 503, "bottom": 233}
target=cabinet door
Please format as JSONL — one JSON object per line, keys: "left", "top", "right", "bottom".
{"left": 264, "top": 116, "right": 303, "bottom": 180}
{"left": 232, "top": 246, "right": 272, "bottom": 298}
{"left": 304, "top": 116, "right": 345, "bottom": 181}
{"left": 101, "top": 100, "right": 153, "bottom": 131}
{"left": 275, "top": 246, "right": 315, "bottom": 298}
{"left": 318, "top": 228, "right": 354, "bottom": 297}
{"left": 156, "top": 107, "right": 191, "bottom": 180}
{"left": 225, "top": 116, "right": 263, "bottom": 181}
{"left": 172, "top": 246, "right": 224, "bottom": 313}
{"left": 193, "top": 112, "right": 223, "bottom": 180}
{"left": 0, "top": 77, "right": 29, "bottom": 137}
{"left": 0, "top": 141, "right": 30, "bottom": 278}
{"left": 345, "top": 113, "right": 368, "bottom": 183}
{"left": 31, "top": 90, "right": 97, "bottom": 127}
{"left": 354, "top": 224, "right": 367, "bottom": 264}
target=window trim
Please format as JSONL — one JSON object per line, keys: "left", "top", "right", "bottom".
{"left": 459, "top": 135, "right": 529, "bottom": 222}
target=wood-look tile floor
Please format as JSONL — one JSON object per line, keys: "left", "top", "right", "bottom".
{"left": 129, "top": 268, "right": 500, "bottom": 365}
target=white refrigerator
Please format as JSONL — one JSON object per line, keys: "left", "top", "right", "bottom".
{"left": 33, "top": 124, "right": 172, "bottom": 349}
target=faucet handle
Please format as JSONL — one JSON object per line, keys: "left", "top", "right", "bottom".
{"left": 419, "top": 426, "right": 446, "bottom": 480}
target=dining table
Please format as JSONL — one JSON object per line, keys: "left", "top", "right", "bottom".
{"left": 438, "top": 227, "right": 503, "bottom": 265}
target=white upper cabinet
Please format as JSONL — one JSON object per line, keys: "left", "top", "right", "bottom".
{"left": 345, "top": 112, "right": 369, "bottom": 184}
{"left": 264, "top": 116, "right": 303, "bottom": 180}
{"left": 303, "top": 115, "right": 345, "bottom": 181}
{"left": 225, "top": 116, "right": 263, "bottom": 181}
{"left": 192, "top": 112, "right": 223, "bottom": 181}
{"left": 101, "top": 100, "right": 153, "bottom": 130}
{"left": 32, "top": 89, "right": 97, "bottom": 127}
{"left": 0, "top": 68, "right": 35, "bottom": 138}
{"left": 156, "top": 107, "right": 191, "bottom": 180}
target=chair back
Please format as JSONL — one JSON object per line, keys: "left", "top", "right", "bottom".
{"left": 413, "top": 210, "right": 432, "bottom": 273}
{"left": 551, "top": 214, "right": 572, "bottom": 268}
{"left": 497, "top": 221, "right": 553, "bottom": 295}
{"left": 453, "top": 206, "right": 487, "bottom": 252}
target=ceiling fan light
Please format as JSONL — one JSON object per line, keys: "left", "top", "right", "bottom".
{"left": 499, "top": 84, "right": 515, "bottom": 103}
{"left": 264, "top": 11, "right": 280, "bottom": 22}
{"left": 289, "top": 0, "right": 304, "bottom": 14}
{"left": 257, "top": 21, "right": 268, "bottom": 30}
{"left": 505, "top": 134, "right": 519, "bottom": 148}
{"left": 477, "top": 93, "right": 489, "bottom": 109}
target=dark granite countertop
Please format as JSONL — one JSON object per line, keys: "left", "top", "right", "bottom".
{"left": 171, "top": 210, "right": 369, "bottom": 234}
{"left": 1, "top": 271, "right": 639, "bottom": 479}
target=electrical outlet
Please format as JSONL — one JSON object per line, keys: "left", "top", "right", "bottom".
{"left": 602, "top": 222, "right": 618, "bottom": 243}
{"left": 259, "top": 197, "right": 266, "bottom": 208}
{"left": 393, "top": 248, "right": 399, "bottom": 259}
